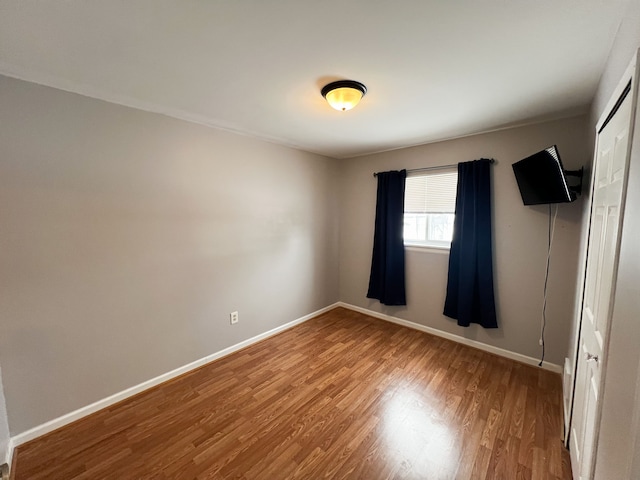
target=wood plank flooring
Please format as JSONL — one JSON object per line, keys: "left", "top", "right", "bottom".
{"left": 11, "top": 307, "right": 572, "bottom": 479}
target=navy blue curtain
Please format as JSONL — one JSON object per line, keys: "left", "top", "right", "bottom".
{"left": 367, "top": 170, "right": 407, "bottom": 306}
{"left": 444, "top": 159, "right": 497, "bottom": 328}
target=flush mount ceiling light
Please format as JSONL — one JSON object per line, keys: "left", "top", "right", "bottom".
{"left": 321, "top": 80, "right": 367, "bottom": 112}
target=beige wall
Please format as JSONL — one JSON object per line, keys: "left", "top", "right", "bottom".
{"left": 585, "top": 1, "right": 640, "bottom": 477}
{"left": 339, "top": 116, "right": 589, "bottom": 366}
{"left": 0, "top": 75, "right": 340, "bottom": 435}
{"left": 0, "top": 69, "right": 604, "bottom": 444}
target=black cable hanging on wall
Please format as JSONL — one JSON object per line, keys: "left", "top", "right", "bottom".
{"left": 540, "top": 203, "right": 559, "bottom": 366}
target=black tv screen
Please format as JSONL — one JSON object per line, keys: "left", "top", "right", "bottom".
{"left": 512, "top": 145, "right": 576, "bottom": 205}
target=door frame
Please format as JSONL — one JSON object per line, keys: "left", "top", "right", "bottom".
{"left": 567, "top": 49, "right": 640, "bottom": 473}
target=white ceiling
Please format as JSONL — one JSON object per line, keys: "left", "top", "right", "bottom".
{"left": 0, "top": 1, "right": 630, "bottom": 158}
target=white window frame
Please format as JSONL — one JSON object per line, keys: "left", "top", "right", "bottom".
{"left": 403, "top": 168, "right": 458, "bottom": 251}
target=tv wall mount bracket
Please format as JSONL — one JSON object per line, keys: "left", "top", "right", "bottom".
{"left": 563, "top": 167, "right": 584, "bottom": 196}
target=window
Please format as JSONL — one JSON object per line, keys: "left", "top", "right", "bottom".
{"left": 404, "top": 169, "right": 458, "bottom": 249}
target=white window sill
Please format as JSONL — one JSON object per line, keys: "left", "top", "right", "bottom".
{"left": 404, "top": 244, "right": 450, "bottom": 255}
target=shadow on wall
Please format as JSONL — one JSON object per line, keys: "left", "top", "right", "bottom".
{"left": 363, "top": 298, "right": 507, "bottom": 343}
{"left": 365, "top": 300, "right": 409, "bottom": 318}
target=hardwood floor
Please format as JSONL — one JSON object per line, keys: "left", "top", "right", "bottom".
{"left": 11, "top": 307, "right": 572, "bottom": 479}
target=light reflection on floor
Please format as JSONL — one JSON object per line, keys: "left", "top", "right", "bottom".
{"left": 381, "top": 384, "right": 459, "bottom": 478}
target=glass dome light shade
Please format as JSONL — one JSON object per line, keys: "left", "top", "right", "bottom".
{"left": 321, "top": 80, "right": 367, "bottom": 112}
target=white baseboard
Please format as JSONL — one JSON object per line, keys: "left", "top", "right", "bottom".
{"left": 9, "top": 300, "right": 561, "bottom": 456}
{"left": 10, "top": 303, "right": 340, "bottom": 449}
{"left": 4, "top": 438, "right": 14, "bottom": 474}
{"left": 337, "top": 302, "right": 563, "bottom": 374}
{"left": 563, "top": 357, "right": 573, "bottom": 438}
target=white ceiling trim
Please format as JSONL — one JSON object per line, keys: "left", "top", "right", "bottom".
{"left": 0, "top": 1, "right": 629, "bottom": 158}
{"left": 0, "top": 62, "right": 588, "bottom": 160}
{"left": 0, "top": 61, "right": 319, "bottom": 157}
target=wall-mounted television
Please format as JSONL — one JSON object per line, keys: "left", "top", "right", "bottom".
{"left": 512, "top": 145, "right": 581, "bottom": 205}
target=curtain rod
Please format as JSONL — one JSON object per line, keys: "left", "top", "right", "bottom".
{"left": 373, "top": 159, "right": 496, "bottom": 177}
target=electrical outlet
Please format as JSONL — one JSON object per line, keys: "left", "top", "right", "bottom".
{"left": 230, "top": 311, "right": 239, "bottom": 325}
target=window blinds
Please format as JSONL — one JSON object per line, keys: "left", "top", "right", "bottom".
{"left": 405, "top": 171, "right": 458, "bottom": 214}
